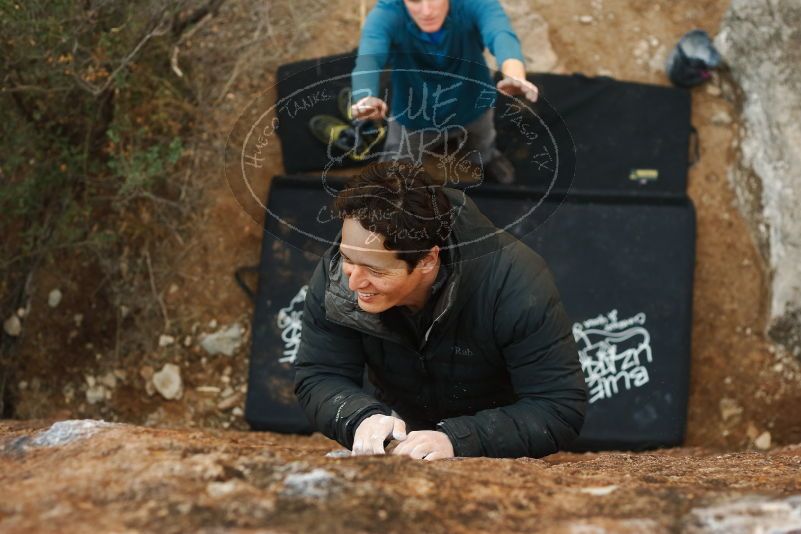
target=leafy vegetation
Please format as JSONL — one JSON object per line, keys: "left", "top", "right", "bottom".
{"left": 0, "top": 0, "right": 222, "bottom": 415}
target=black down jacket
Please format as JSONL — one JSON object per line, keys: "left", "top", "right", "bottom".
{"left": 294, "top": 188, "right": 587, "bottom": 458}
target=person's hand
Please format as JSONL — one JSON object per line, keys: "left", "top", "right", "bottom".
{"left": 351, "top": 414, "right": 407, "bottom": 456}
{"left": 351, "top": 96, "right": 388, "bottom": 120}
{"left": 391, "top": 430, "right": 454, "bottom": 461}
{"left": 496, "top": 76, "right": 539, "bottom": 103}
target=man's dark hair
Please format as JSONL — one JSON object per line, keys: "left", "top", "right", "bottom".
{"left": 334, "top": 161, "right": 453, "bottom": 272}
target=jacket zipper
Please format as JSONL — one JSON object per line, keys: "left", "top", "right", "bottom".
{"left": 421, "top": 282, "right": 456, "bottom": 351}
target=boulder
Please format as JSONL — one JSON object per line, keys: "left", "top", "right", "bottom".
{"left": 715, "top": 0, "right": 801, "bottom": 354}
{"left": 1, "top": 420, "right": 801, "bottom": 532}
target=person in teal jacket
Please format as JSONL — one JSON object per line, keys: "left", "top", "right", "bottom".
{"left": 350, "top": 0, "right": 539, "bottom": 184}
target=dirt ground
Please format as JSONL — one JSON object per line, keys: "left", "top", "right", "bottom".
{"left": 7, "top": 0, "right": 801, "bottom": 455}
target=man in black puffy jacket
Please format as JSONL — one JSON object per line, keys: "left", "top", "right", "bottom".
{"left": 294, "top": 162, "right": 587, "bottom": 459}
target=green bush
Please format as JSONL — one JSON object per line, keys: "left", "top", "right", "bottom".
{"left": 0, "top": 0, "right": 211, "bottom": 285}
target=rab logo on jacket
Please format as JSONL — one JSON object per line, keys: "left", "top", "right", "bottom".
{"left": 454, "top": 346, "right": 474, "bottom": 356}
{"left": 572, "top": 309, "right": 653, "bottom": 404}
{"left": 276, "top": 285, "right": 308, "bottom": 364}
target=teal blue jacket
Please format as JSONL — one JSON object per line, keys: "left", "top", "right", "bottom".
{"left": 351, "top": 0, "right": 525, "bottom": 130}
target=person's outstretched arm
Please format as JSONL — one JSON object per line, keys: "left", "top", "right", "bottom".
{"left": 437, "top": 246, "right": 588, "bottom": 458}
{"left": 465, "top": 0, "right": 539, "bottom": 101}
{"left": 350, "top": 4, "right": 401, "bottom": 119}
{"left": 294, "top": 260, "right": 392, "bottom": 450}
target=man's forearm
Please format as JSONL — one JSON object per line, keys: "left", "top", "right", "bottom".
{"left": 438, "top": 394, "right": 585, "bottom": 458}
{"left": 501, "top": 58, "right": 526, "bottom": 80}
{"left": 294, "top": 369, "right": 391, "bottom": 449}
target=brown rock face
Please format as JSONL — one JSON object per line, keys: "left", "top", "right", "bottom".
{"left": 2, "top": 420, "right": 801, "bottom": 533}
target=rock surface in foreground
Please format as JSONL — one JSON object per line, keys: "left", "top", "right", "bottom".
{"left": 1, "top": 419, "right": 801, "bottom": 533}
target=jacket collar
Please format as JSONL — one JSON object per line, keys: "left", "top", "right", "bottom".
{"left": 324, "top": 233, "right": 462, "bottom": 348}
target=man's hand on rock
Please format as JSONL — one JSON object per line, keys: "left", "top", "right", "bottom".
{"left": 351, "top": 96, "right": 388, "bottom": 120}
{"left": 391, "top": 430, "right": 454, "bottom": 461}
{"left": 351, "top": 414, "right": 407, "bottom": 456}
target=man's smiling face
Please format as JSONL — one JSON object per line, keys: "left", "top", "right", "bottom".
{"left": 340, "top": 218, "right": 435, "bottom": 314}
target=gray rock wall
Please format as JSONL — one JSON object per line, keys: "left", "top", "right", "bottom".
{"left": 715, "top": 0, "right": 801, "bottom": 354}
